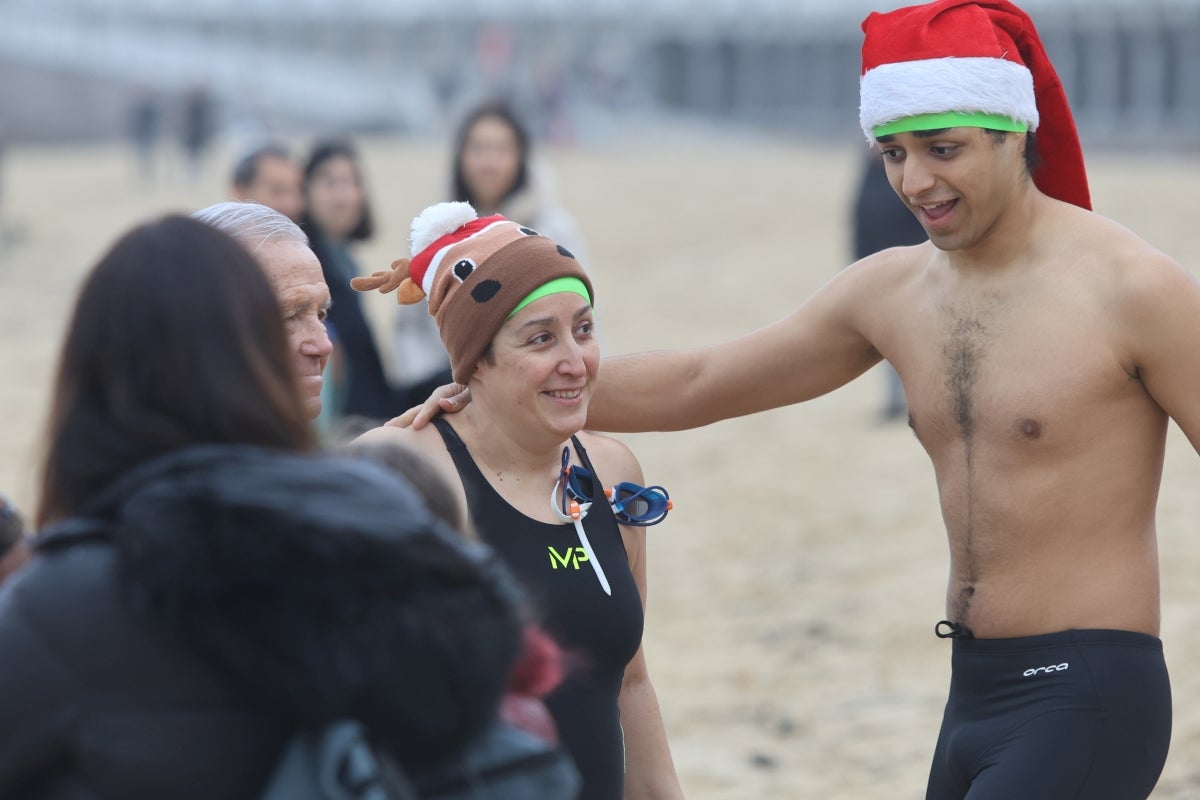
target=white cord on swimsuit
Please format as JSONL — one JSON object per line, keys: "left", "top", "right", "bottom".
{"left": 548, "top": 481, "right": 612, "bottom": 596}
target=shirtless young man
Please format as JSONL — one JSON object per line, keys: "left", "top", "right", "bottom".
{"left": 394, "top": 2, "right": 1192, "bottom": 796}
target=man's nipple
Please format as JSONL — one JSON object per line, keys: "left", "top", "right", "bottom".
{"left": 1017, "top": 418, "right": 1043, "bottom": 439}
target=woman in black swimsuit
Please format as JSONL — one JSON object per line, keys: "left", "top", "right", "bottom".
{"left": 354, "top": 201, "right": 684, "bottom": 800}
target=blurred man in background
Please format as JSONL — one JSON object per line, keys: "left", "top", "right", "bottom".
{"left": 231, "top": 143, "right": 305, "bottom": 223}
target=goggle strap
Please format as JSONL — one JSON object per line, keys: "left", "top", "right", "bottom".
{"left": 556, "top": 454, "right": 674, "bottom": 527}
{"left": 572, "top": 517, "right": 612, "bottom": 596}
{"left": 550, "top": 479, "right": 592, "bottom": 523}
{"left": 550, "top": 470, "right": 611, "bottom": 595}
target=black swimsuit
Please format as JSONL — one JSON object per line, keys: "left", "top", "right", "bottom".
{"left": 433, "top": 418, "right": 643, "bottom": 800}
{"left": 927, "top": 627, "right": 1171, "bottom": 799}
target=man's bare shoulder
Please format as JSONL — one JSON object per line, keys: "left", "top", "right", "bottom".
{"left": 1055, "top": 205, "right": 1168, "bottom": 264}
{"left": 845, "top": 240, "right": 936, "bottom": 283}
{"left": 789, "top": 242, "right": 936, "bottom": 325}
{"left": 1067, "top": 208, "right": 1190, "bottom": 296}
{"left": 1057, "top": 208, "right": 1200, "bottom": 367}
{"left": 828, "top": 241, "right": 939, "bottom": 328}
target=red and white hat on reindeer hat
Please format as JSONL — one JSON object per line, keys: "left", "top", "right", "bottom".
{"left": 858, "top": 0, "right": 1091, "bottom": 210}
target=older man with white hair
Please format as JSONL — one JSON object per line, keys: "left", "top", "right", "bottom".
{"left": 193, "top": 201, "right": 333, "bottom": 419}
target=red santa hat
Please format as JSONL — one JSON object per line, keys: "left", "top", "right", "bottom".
{"left": 859, "top": 0, "right": 1091, "bottom": 210}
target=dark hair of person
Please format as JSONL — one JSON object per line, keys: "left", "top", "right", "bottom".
{"left": 37, "top": 215, "right": 315, "bottom": 527}
{"left": 451, "top": 100, "right": 530, "bottom": 210}
{"left": 985, "top": 129, "right": 1041, "bottom": 175}
{"left": 340, "top": 440, "right": 467, "bottom": 532}
{"left": 231, "top": 142, "right": 293, "bottom": 190}
{"left": 299, "top": 138, "right": 374, "bottom": 241}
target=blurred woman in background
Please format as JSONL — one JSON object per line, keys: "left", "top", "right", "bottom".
{"left": 450, "top": 99, "right": 587, "bottom": 256}
{"left": 301, "top": 139, "right": 399, "bottom": 427}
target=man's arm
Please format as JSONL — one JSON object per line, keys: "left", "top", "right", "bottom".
{"left": 396, "top": 256, "right": 889, "bottom": 431}
{"left": 1119, "top": 247, "right": 1200, "bottom": 451}
{"left": 587, "top": 265, "right": 883, "bottom": 432}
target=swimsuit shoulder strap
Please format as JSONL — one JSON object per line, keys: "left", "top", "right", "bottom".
{"left": 430, "top": 417, "right": 494, "bottom": 506}
{"left": 569, "top": 434, "right": 603, "bottom": 485}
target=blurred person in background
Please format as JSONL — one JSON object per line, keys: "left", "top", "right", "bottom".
{"left": 231, "top": 143, "right": 305, "bottom": 223}
{"left": 355, "top": 201, "right": 683, "bottom": 800}
{"left": 0, "top": 215, "right": 527, "bottom": 799}
{"left": 301, "top": 139, "right": 400, "bottom": 429}
{"left": 126, "top": 89, "right": 162, "bottom": 187}
{"left": 179, "top": 85, "right": 217, "bottom": 186}
{"left": 451, "top": 99, "right": 588, "bottom": 263}
{"left": 192, "top": 201, "right": 332, "bottom": 422}
{"left": 850, "top": 150, "right": 928, "bottom": 422}
{"left": 343, "top": 437, "right": 469, "bottom": 532}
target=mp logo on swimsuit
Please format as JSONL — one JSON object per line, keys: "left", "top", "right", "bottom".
{"left": 548, "top": 545, "right": 590, "bottom": 570}
{"left": 1022, "top": 662, "right": 1069, "bottom": 677}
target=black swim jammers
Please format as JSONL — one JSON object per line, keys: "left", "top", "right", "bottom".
{"left": 926, "top": 628, "right": 1170, "bottom": 800}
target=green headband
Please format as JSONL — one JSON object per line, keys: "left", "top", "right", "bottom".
{"left": 873, "top": 111, "right": 1029, "bottom": 138}
{"left": 507, "top": 276, "right": 592, "bottom": 319}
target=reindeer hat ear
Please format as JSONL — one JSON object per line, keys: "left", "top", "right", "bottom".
{"left": 350, "top": 258, "right": 426, "bottom": 305}
{"left": 351, "top": 202, "right": 483, "bottom": 306}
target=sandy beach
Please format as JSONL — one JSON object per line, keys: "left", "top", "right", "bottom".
{"left": 1, "top": 130, "right": 1198, "bottom": 798}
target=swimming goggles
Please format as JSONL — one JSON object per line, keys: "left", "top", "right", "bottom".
{"left": 548, "top": 447, "right": 674, "bottom": 596}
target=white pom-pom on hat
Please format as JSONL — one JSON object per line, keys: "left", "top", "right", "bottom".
{"left": 409, "top": 201, "right": 478, "bottom": 258}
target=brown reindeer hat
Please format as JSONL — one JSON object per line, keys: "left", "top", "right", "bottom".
{"left": 352, "top": 202, "right": 592, "bottom": 384}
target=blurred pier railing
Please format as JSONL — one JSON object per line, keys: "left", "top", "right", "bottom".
{"left": 0, "top": 0, "right": 1196, "bottom": 146}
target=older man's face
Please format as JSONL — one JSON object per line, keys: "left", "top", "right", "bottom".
{"left": 256, "top": 240, "right": 333, "bottom": 419}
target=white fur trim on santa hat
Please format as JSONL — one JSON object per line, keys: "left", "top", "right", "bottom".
{"left": 409, "top": 201, "right": 478, "bottom": 257}
{"left": 859, "top": 57, "right": 1038, "bottom": 141}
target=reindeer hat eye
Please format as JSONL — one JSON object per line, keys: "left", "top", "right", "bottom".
{"left": 452, "top": 258, "right": 476, "bottom": 282}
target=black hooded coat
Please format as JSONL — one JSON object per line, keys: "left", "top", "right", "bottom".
{"left": 0, "top": 446, "right": 524, "bottom": 800}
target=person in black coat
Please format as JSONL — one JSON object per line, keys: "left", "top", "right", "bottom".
{"left": 300, "top": 139, "right": 401, "bottom": 427}
{"left": 0, "top": 215, "right": 525, "bottom": 799}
